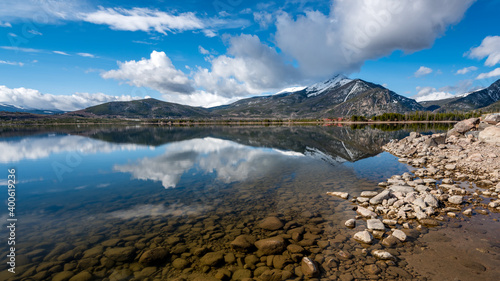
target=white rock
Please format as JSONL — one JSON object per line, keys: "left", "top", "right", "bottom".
{"left": 369, "top": 190, "right": 391, "bottom": 205}
{"left": 354, "top": 230, "right": 373, "bottom": 244}
{"left": 448, "top": 195, "right": 463, "bottom": 205}
{"left": 372, "top": 250, "right": 395, "bottom": 260}
{"left": 424, "top": 194, "right": 439, "bottom": 208}
{"left": 357, "top": 197, "right": 370, "bottom": 203}
{"left": 389, "top": 185, "right": 415, "bottom": 195}
{"left": 367, "top": 219, "right": 385, "bottom": 231}
{"left": 479, "top": 126, "right": 500, "bottom": 145}
{"left": 345, "top": 219, "right": 356, "bottom": 228}
{"left": 360, "top": 191, "right": 379, "bottom": 198}
{"left": 392, "top": 229, "right": 407, "bottom": 242}
{"left": 356, "top": 206, "right": 377, "bottom": 218}
{"left": 326, "top": 191, "right": 349, "bottom": 199}
{"left": 413, "top": 197, "right": 427, "bottom": 209}
{"left": 463, "top": 208, "right": 472, "bottom": 216}
{"left": 489, "top": 200, "right": 500, "bottom": 208}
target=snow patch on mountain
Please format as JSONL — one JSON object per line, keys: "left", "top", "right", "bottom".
{"left": 275, "top": 86, "right": 306, "bottom": 95}
{"left": 306, "top": 74, "right": 352, "bottom": 97}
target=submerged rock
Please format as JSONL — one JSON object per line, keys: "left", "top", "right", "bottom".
{"left": 255, "top": 236, "right": 286, "bottom": 255}
{"left": 200, "top": 251, "right": 224, "bottom": 267}
{"left": 326, "top": 191, "right": 349, "bottom": 199}
{"left": 138, "top": 248, "right": 168, "bottom": 265}
{"left": 230, "top": 235, "right": 256, "bottom": 252}
{"left": 344, "top": 219, "right": 356, "bottom": 228}
{"left": 258, "top": 217, "right": 284, "bottom": 231}
{"left": 353, "top": 230, "right": 373, "bottom": 244}
{"left": 301, "top": 257, "right": 319, "bottom": 277}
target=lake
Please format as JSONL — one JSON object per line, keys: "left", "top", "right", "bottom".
{"left": 0, "top": 124, "right": 451, "bottom": 280}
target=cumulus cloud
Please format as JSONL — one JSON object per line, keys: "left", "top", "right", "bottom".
{"left": 275, "top": 0, "right": 475, "bottom": 78}
{"left": 198, "top": 46, "right": 210, "bottom": 55}
{"left": 414, "top": 66, "right": 433, "bottom": 77}
{"left": 0, "top": 85, "right": 143, "bottom": 111}
{"left": 476, "top": 68, "right": 500, "bottom": 80}
{"left": 102, "top": 51, "right": 195, "bottom": 95}
{"left": 412, "top": 86, "right": 454, "bottom": 102}
{"left": 80, "top": 7, "right": 204, "bottom": 34}
{"left": 193, "top": 34, "right": 301, "bottom": 98}
{"left": 253, "top": 11, "right": 274, "bottom": 28}
{"left": 456, "top": 66, "right": 478, "bottom": 75}
{"left": 468, "top": 36, "right": 500, "bottom": 66}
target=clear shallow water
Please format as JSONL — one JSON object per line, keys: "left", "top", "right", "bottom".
{"left": 0, "top": 125, "right": 448, "bottom": 280}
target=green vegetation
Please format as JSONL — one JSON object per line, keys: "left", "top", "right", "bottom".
{"left": 365, "top": 111, "right": 482, "bottom": 122}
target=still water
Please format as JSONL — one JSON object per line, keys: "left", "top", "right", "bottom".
{"left": 0, "top": 125, "right": 449, "bottom": 280}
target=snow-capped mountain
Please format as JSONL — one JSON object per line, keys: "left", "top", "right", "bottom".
{"left": 275, "top": 86, "right": 307, "bottom": 95}
{"left": 0, "top": 103, "right": 64, "bottom": 114}
{"left": 211, "top": 75, "right": 423, "bottom": 118}
{"left": 306, "top": 74, "right": 352, "bottom": 97}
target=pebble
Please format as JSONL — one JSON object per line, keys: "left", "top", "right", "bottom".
{"left": 326, "top": 191, "right": 349, "bottom": 199}
{"left": 366, "top": 219, "right": 385, "bottom": 231}
{"left": 344, "top": 219, "right": 356, "bottom": 228}
{"left": 353, "top": 230, "right": 373, "bottom": 244}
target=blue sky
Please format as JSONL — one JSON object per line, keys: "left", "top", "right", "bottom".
{"left": 0, "top": 0, "right": 499, "bottom": 110}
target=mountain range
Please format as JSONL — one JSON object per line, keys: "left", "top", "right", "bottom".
{"left": 2, "top": 76, "right": 499, "bottom": 119}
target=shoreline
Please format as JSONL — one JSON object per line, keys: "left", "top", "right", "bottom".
{"left": 328, "top": 115, "right": 500, "bottom": 280}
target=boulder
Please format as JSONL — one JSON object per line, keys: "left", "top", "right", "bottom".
{"left": 356, "top": 206, "right": 377, "bottom": 218}
{"left": 258, "top": 217, "right": 284, "bottom": 231}
{"left": 454, "top": 118, "right": 479, "bottom": 134}
{"left": 369, "top": 190, "right": 391, "bottom": 205}
{"left": 360, "top": 191, "right": 379, "bottom": 198}
{"left": 138, "top": 248, "right": 168, "bottom": 265}
{"left": 389, "top": 185, "right": 414, "bottom": 195}
{"left": 366, "top": 219, "right": 385, "bottom": 231}
{"left": 484, "top": 113, "right": 500, "bottom": 124}
{"left": 104, "top": 247, "right": 136, "bottom": 262}
{"left": 301, "top": 257, "right": 319, "bottom": 277}
{"left": 326, "top": 191, "right": 349, "bottom": 199}
{"left": 254, "top": 236, "right": 286, "bottom": 255}
{"left": 353, "top": 230, "right": 373, "bottom": 244}
{"left": 448, "top": 195, "right": 463, "bottom": 205}
{"left": 230, "top": 235, "right": 256, "bottom": 252}
{"left": 479, "top": 126, "right": 500, "bottom": 145}
{"left": 200, "top": 251, "right": 224, "bottom": 267}
{"left": 372, "top": 250, "right": 395, "bottom": 260}
{"left": 344, "top": 219, "right": 356, "bottom": 228}
{"left": 392, "top": 229, "right": 407, "bottom": 242}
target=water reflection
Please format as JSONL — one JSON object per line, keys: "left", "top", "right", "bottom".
{"left": 114, "top": 137, "right": 305, "bottom": 188}
{"left": 0, "top": 125, "right": 448, "bottom": 280}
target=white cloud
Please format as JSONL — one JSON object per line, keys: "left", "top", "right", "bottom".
{"left": 8, "top": 32, "right": 17, "bottom": 37}
{"left": 413, "top": 86, "right": 454, "bottom": 102}
{"left": 77, "top": 52, "right": 95, "bottom": 58}
{"left": 102, "top": 50, "right": 195, "bottom": 94}
{"left": 53, "top": 50, "right": 70, "bottom": 56}
{"left": 0, "top": 0, "right": 89, "bottom": 22}
{"left": 198, "top": 46, "right": 210, "bottom": 55}
{"left": 1, "top": 46, "right": 42, "bottom": 53}
{"left": 80, "top": 7, "right": 204, "bottom": 35}
{"left": 476, "top": 67, "right": 500, "bottom": 80}
{"left": 0, "top": 60, "right": 23, "bottom": 66}
{"left": 414, "top": 66, "right": 433, "bottom": 77}
{"left": 253, "top": 11, "right": 274, "bottom": 28}
{"left": 456, "top": 66, "right": 478, "bottom": 75}
{"left": 109, "top": 203, "right": 211, "bottom": 219}
{"left": 27, "top": 29, "right": 43, "bottom": 36}
{"left": 468, "top": 36, "right": 500, "bottom": 66}
{"left": 275, "top": 0, "right": 475, "bottom": 78}
{"left": 193, "top": 34, "right": 300, "bottom": 98}
{"left": 0, "top": 21, "right": 11, "bottom": 27}
{"left": 0, "top": 85, "right": 143, "bottom": 111}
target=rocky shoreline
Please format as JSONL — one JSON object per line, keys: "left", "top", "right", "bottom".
{"left": 329, "top": 114, "right": 500, "bottom": 278}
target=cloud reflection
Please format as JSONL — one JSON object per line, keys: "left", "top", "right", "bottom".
{"left": 114, "top": 137, "right": 306, "bottom": 188}
{"left": 0, "top": 135, "right": 145, "bottom": 163}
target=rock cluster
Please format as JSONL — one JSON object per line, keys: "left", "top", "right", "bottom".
{"left": 331, "top": 114, "right": 500, "bottom": 267}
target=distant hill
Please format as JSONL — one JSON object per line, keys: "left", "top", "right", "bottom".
{"left": 210, "top": 75, "right": 423, "bottom": 118}
{"left": 68, "top": 98, "right": 213, "bottom": 119}
{"left": 0, "top": 103, "right": 64, "bottom": 115}
{"left": 419, "top": 79, "right": 500, "bottom": 112}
